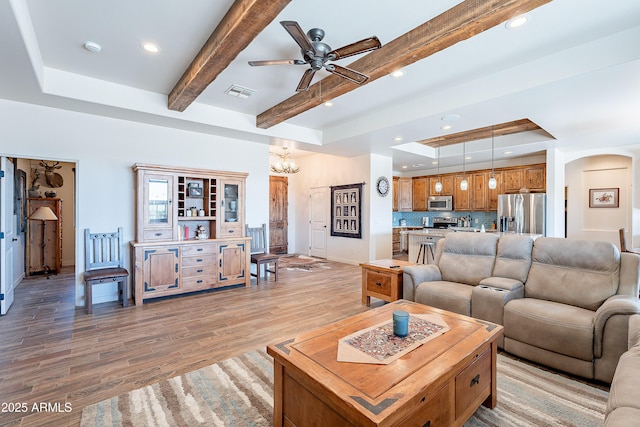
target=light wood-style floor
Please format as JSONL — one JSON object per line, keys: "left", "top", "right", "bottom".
{"left": 1, "top": 259, "right": 381, "bottom": 426}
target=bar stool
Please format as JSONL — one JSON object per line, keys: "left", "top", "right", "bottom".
{"left": 416, "top": 241, "right": 435, "bottom": 264}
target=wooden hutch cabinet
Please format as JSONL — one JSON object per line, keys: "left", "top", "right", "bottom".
{"left": 131, "top": 164, "right": 250, "bottom": 305}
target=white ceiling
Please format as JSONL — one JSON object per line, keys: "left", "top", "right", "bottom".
{"left": 2, "top": 0, "right": 640, "bottom": 174}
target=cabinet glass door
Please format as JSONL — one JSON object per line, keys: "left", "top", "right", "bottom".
{"left": 223, "top": 183, "right": 239, "bottom": 223}
{"left": 148, "top": 178, "right": 170, "bottom": 224}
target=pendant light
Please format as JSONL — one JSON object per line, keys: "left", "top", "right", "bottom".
{"left": 488, "top": 126, "right": 497, "bottom": 189}
{"left": 460, "top": 140, "right": 468, "bottom": 191}
{"left": 435, "top": 147, "right": 443, "bottom": 193}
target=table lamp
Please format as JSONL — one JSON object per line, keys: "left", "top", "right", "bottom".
{"left": 29, "top": 206, "right": 58, "bottom": 278}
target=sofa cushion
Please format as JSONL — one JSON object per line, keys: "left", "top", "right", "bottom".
{"left": 414, "top": 281, "right": 473, "bottom": 316}
{"left": 504, "top": 298, "right": 594, "bottom": 361}
{"left": 525, "top": 237, "right": 620, "bottom": 310}
{"left": 492, "top": 234, "right": 533, "bottom": 283}
{"left": 438, "top": 233, "right": 498, "bottom": 286}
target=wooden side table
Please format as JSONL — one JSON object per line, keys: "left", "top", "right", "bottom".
{"left": 360, "top": 259, "right": 416, "bottom": 306}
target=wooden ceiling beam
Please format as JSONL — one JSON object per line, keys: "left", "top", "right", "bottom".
{"left": 256, "top": 0, "right": 551, "bottom": 129}
{"left": 418, "top": 119, "right": 552, "bottom": 148}
{"left": 168, "top": 0, "right": 291, "bottom": 112}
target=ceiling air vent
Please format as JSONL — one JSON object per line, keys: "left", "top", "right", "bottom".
{"left": 224, "top": 84, "right": 255, "bottom": 99}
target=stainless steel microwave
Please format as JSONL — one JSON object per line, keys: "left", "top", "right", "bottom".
{"left": 427, "top": 195, "right": 453, "bottom": 211}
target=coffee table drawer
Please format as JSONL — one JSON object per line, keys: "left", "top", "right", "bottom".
{"left": 396, "top": 383, "right": 451, "bottom": 427}
{"left": 455, "top": 348, "right": 491, "bottom": 419}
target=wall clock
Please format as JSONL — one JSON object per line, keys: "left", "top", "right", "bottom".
{"left": 376, "top": 176, "right": 390, "bottom": 197}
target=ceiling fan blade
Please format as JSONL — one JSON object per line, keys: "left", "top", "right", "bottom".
{"left": 280, "top": 21, "right": 315, "bottom": 55}
{"left": 248, "top": 59, "right": 306, "bottom": 66}
{"left": 324, "top": 64, "right": 369, "bottom": 84}
{"left": 296, "top": 68, "right": 316, "bottom": 92}
{"left": 328, "top": 36, "right": 381, "bottom": 60}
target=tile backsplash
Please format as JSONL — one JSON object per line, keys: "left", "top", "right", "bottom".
{"left": 393, "top": 211, "right": 499, "bottom": 230}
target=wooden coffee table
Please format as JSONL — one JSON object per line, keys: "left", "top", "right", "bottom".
{"left": 267, "top": 300, "right": 503, "bottom": 427}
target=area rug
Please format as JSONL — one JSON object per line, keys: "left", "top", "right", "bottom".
{"left": 277, "top": 254, "right": 331, "bottom": 272}
{"left": 81, "top": 349, "right": 608, "bottom": 427}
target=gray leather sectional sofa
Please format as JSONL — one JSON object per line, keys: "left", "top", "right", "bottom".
{"left": 403, "top": 232, "right": 640, "bottom": 384}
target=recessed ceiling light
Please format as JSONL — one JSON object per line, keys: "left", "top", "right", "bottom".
{"left": 441, "top": 114, "right": 461, "bottom": 121}
{"left": 412, "top": 163, "right": 425, "bottom": 168}
{"left": 441, "top": 124, "right": 452, "bottom": 130}
{"left": 141, "top": 42, "right": 159, "bottom": 53}
{"left": 465, "top": 156, "right": 472, "bottom": 160}
{"left": 506, "top": 14, "right": 530, "bottom": 29}
{"left": 390, "top": 69, "right": 405, "bottom": 78}
{"left": 393, "top": 136, "right": 403, "bottom": 142}
{"left": 504, "top": 151, "right": 512, "bottom": 155}
{"left": 83, "top": 41, "right": 102, "bottom": 53}
{"left": 431, "top": 161, "right": 438, "bottom": 165}
{"left": 402, "top": 165, "right": 408, "bottom": 169}
{"left": 324, "top": 101, "right": 333, "bottom": 107}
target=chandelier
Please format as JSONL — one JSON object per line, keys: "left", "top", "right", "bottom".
{"left": 270, "top": 147, "right": 300, "bottom": 174}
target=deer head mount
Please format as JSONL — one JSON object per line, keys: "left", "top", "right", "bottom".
{"left": 40, "top": 161, "right": 63, "bottom": 188}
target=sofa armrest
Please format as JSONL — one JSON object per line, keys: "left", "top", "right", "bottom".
{"left": 478, "top": 276, "right": 524, "bottom": 292}
{"left": 594, "top": 295, "right": 640, "bottom": 357}
{"left": 402, "top": 265, "right": 442, "bottom": 302}
{"left": 629, "top": 314, "right": 640, "bottom": 350}
{"left": 472, "top": 277, "right": 524, "bottom": 327}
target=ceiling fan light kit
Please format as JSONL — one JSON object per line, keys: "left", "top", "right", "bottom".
{"left": 249, "top": 21, "right": 381, "bottom": 92}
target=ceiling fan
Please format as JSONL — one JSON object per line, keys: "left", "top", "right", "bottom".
{"left": 248, "top": 21, "right": 382, "bottom": 92}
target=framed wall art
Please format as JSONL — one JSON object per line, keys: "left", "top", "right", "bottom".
{"left": 589, "top": 188, "right": 619, "bottom": 208}
{"left": 331, "top": 183, "right": 362, "bottom": 239}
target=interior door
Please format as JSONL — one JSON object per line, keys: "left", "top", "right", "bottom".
{"left": 269, "top": 176, "right": 288, "bottom": 254}
{"left": 1, "top": 157, "right": 17, "bottom": 315}
{"left": 309, "top": 187, "right": 328, "bottom": 258}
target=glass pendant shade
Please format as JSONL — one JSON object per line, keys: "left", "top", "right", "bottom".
{"left": 460, "top": 141, "right": 468, "bottom": 191}
{"left": 435, "top": 147, "right": 442, "bottom": 193}
{"left": 488, "top": 126, "right": 496, "bottom": 189}
{"left": 488, "top": 174, "right": 497, "bottom": 189}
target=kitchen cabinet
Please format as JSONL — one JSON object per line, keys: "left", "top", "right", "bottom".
{"left": 412, "top": 177, "right": 428, "bottom": 211}
{"left": 524, "top": 166, "right": 546, "bottom": 192}
{"left": 397, "top": 178, "right": 413, "bottom": 212}
{"left": 454, "top": 174, "right": 472, "bottom": 211}
{"left": 392, "top": 177, "right": 398, "bottom": 211}
{"left": 504, "top": 169, "right": 523, "bottom": 193}
{"left": 429, "top": 175, "right": 454, "bottom": 196}
{"left": 487, "top": 170, "right": 504, "bottom": 211}
{"left": 472, "top": 172, "right": 487, "bottom": 211}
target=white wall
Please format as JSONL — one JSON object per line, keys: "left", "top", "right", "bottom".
{"left": 565, "top": 154, "right": 631, "bottom": 247}
{"left": 291, "top": 151, "right": 393, "bottom": 265}
{"left": 0, "top": 99, "right": 270, "bottom": 306}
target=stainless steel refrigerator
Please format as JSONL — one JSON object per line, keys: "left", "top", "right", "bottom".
{"left": 497, "top": 193, "right": 546, "bottom": 235}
